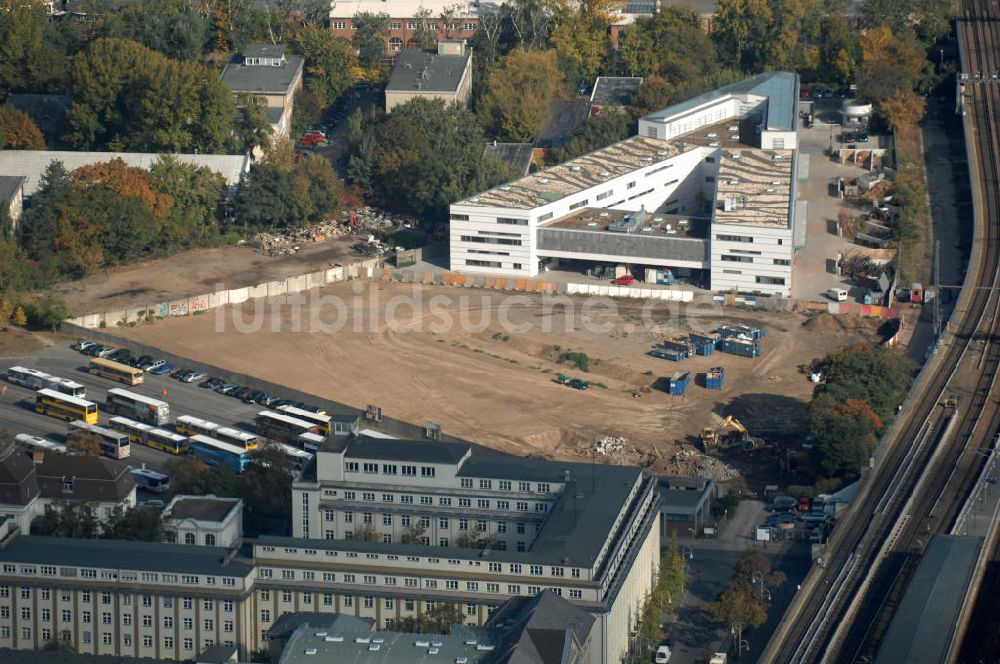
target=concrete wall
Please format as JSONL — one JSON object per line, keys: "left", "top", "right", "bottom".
{"left": 65, "top": 257, "right": 381, "bottom": 330}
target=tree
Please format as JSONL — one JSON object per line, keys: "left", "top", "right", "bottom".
{"left": 354, "top": 523, "right": 380, "bottom": 541}
{"left": 709, "top": 583, "right": 768, "bottom": 628}
{"left": 549, "top": 0, "right": 612, "bottom": 87}
{"left": 0, "top": 236, "right": 35, "bottom": 293}
{"left": 102, "top": 505, "right": 164, "bottom": 542}
{"left": 0, "top": 0, "right": 65, "bottom": 94}
{"left": 552, "top": 108, "right": 630, "bottom": 161}
{"left": 232, "top": 93, "right": 273, "bottom": 154}
{"left": 878, "top": 89, "right": 927, "bottom": 132}
{"left": 288, "top": 26, "right": 357, "bottom": 109}
{"left": 12, "top": 307, "right": 27, "bottom": 327}
{"left": 619, "top": 6, "right": 718, "bottom": 84}
{"left": 34, "top": 502, "right": 100, "bottom": 538}
{"left": 480, "top": 48, "right": 565, "bottom": 143}
{"left": 856, "top": 27, "right": 928, "bottom": 103}
{"left": 104, "top": 0, "right": 210, "bottom": 60}
{"left": 67, "top": 431, "right": 101, "bottom": 456}
{"left": 412, "top": 7, "right": 440, "bottom": 49}
{"left": 0, "top": 106, "right": 45, "bottom": 149}
{"left": 401, "top": 522, "right": 427, "bottom": 545}
{"left": 713, "top": 0, "right": 774, "bottom": 72}
{"left": 148, "top": 156, "right": 228, "bottom": 248}
{"left": 235, "top": 155, "right": 342, "bottom": 229}
{"left": 812, "top": 343, "right": 915, "bottom": 423}
{"left": 352, "top": 12, "right": 390, "bottom": 69}
{"left": 64, "top": 38, "right": 236, "bottom": 153}
{"left": 630, "top": 75, "right": 673, "bottom": 119}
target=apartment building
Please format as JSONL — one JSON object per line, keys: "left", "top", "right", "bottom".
{"left": 384, "top": 41, "right": 474, "bottom": 112}
{"left": 449, "top": 71, "right": 801, "bottom": 296}
{"left": 329, "top": 0, "right": 487, "bottom": 54}
{"left": 279, "top": 435, "right": 661, "bottom": 664}
{"left": 220, "top": 45, "right": 304, "bottom": 141}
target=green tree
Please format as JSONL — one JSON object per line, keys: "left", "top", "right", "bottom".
{"left": 352, "top": 12, "right": 390, "bottom": 69}
{"left": 549, "top": 0, "right": 612, "bottom": 87}
{"left": 232, "top": 93, "right": 273, "bottom": 154}
{"left": 24, "top": 293, "right": 69, "bottom": 331}
{"left": 552, "top": 108, "right": 630, "bottom": 161}
{"left": 412, "top": 7, "right": 440, "bottom": 49}
{"left": 102, "top": 505, "right": 164, "bottom": 542}
{"left": 0, "top": 0, "right": 64, "bottom": 94}
{"left": 105, "top": 0, "right": 210, "bottom": 60}
{"left": 34, "top": 502, "right": 100, "bottom": 538}
{"left": 0, "top": 236, "right": 34, "bottom": 293}
{"left": 64, "top": 38, "right": 236, "bottom": 153}
{"left": 619, "top": 6, "right": 718, "bottom": 83}
{"left": 713, "top": 0, "right": 774, "bottom": 72}
{"left": 0, "top": 105, "right": 45, "bottom": 149}
{"left": 629, "top": 75, "right": 673, "bottom": 119}
{"left": 480, "top": 48, "right": 565, "bottom": 143}
{"left": 149, "top": 155, "right": 227, "bottom": 248}
{"left": 812, "top": 343, "right": 915, "bottom": 423}
{"left": 288, "top": 26, "right": 357, "bottom": 109}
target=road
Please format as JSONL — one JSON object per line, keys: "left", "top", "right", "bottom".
{"left": 0, "top": 341, "right": 281, "bottom": 474}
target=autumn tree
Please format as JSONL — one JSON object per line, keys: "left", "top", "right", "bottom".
{"left": 232, "top": 92, "right": 273, "bottom": 154}
{"left": 480, "top": 48, "right": 566, "bottom": 142}
{"left": 552, "top": 107, "right": 630, "bottom": 161}
{"left": 629, "top": 75, "right": 673, "bottom": 119}
{"left": 713, "top": 0, "right": 774, "bottom": 72}
{"left": 0, "top": 106, "right": 45, "bottom": 149}
{"left": 856, "top": 26, "right": 929, "bottom": 102}
{"left": 549, "top": 0, "right": 613, "bottom": 87}
{"left": 67, "top": 432, "right": 102, "bottom": 457}
{"left": 879, "top": 89, "right": 927, "bottom": 132}
{"left": 354, "top": 523, "right": 380, "bottom": 542}
{"left": 288, "top": 26, "right": 357, "bottom": 109}
{"left": 619, "top": 6, "right": 718, "bottom": 83}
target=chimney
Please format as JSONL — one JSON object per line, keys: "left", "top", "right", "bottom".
{"left": 31, "top": 451, "right": 44, "bottom": 465}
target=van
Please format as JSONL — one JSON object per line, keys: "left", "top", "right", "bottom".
{"left": 826, "top": 288, "right": 848, "bottom": 302}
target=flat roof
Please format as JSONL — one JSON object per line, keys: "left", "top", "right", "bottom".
{"left": 590, "top": 77, "right": 644, "bottom": 106}
{"left": 220, "top": 54, "right": 304, "bottom": 96}
{"left": 642, "top": 71, "right": 798, "bottom": 132}
{"left": 386, "top": 49, "right": 471, "bottom": 94}
{"left": 0, "top": 536, "right": 252, "bottom": 577}
{"left": 876, "top": 535, "right": 983, "bottom": 664}
{"left": 166, "top": 496, "right": 240, "bottom": 522}
{"left": 0, "top": 151, "right": 250, "bottom": 195}
{"left": 344, "top": 436, "right": 471, "bottom": 465}
{"left": 535, "top": 100, "right": 591, "bottom": 148}
{"left": 456, "top": 135, "right": 686, "bottom": 210}
{"left": 714, "top": 148, "right": 793, "bottom": 228}
{"left": 542, "top": 207, "right": 707, "bottom": 239}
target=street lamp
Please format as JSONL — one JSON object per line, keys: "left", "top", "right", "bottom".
{"left": 752, "top": 572, "right": 768, "bottom": 601}
{"left": 680, "top": 546, "right": 694, "bottom": 560}
{"left": 731, "top": 623, "right": 749, "bottom": 659}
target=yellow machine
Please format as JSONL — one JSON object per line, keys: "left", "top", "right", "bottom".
{"left": 700, "top": 416, "right": 765, "bottom": 451}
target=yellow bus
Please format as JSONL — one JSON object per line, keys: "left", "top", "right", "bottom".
{"left": 276, "top": 405, "right": 331, "bottom": 435}
{"left": 35, "top": 388, "right": 99, "bottom": 424}
{"left": 89, "top": 358, "right": 144, "bottom": 385}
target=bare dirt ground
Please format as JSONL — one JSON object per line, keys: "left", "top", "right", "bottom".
{"left": 114, "top": 282, "right": 884, "bottom": 473}
{"left": 0, "top": 328, "right": 52, "bottom": 358}
{"left": 53, "top": 238, "right": 359, "bottom": 316}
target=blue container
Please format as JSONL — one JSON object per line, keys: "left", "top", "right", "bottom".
{"left": 689, "top": 331, "right": 721, "bottom": 345}
{"left": 719, "top": 338, "right": 760, "bottom": 358}
{"left": 705, "top": 367, "right": 725, "bottom": 389}
{"left": 662, "top": 336, "right": 692, "bottom": 353}
{"left": 651, "top": 348, "right": 686, "bottom": 361}
{"left": 694, "top": 341, "right": 715, "bottom": 356}
{"left": 669, "top": 371, "right": 691, "bottom": 395}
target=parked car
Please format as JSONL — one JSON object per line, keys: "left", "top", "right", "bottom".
{"left": 611, "top": 275, "right": 635, "bottom": 286}
{"left": 233, "top": 387, "right": 253, "bottom": 400}
{"left": 149, "top": 362, "right": 173, "bottom": 375}
{"left": 200, "top": 377, "right": 225, "bottom": 389}
{"left": 244, "top": 390, "right": 267, "bottom": 404}
{"left": 259, "top": 394, "right": 282, "bottom": 406}
{"left": 72, "top": 339, "right": 96, "bottom": 351}
{"left": 655, "top": 645, "right": 672, "bottom": 663}
{"left": 108, "top": 348, "right": 134, "bottom": 364}
{"left": 142, "top": 359, "right": 166, "bottom": 372}
{"left": 215, "top": 383, "right": 239, "bottom": 395}
{"left": 96, "top": 346, "right": 119, "bottom": 359}
{"left": 857, "top": 133, "right": 869, "bottom": 143}
{"left": 798, "top": 496, "right": 812, "bottom": 512}
{"left": 568, "top": 378, "right": 588, "bottom": 390}
{"left": 181, "top": 372, "right": 206, "bottom": 383}
{"left": 170, "top": 368, "right": 190, "bottom": 379}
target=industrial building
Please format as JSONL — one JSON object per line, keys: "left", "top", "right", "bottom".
{"left": 449, "top": 72, "right": 803, "bottom": 296}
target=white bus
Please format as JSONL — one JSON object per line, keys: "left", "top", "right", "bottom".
{"left": 131, "top": 468, "right": 170, "bottom": 494}
{"left": 7, "top": 367, "right": 86, "bottom": 398}
{"left": 215, "top": 426, "right": 259, "bottom": 451}
{"left": 105, "top": 388, "right": 169, "bottom": 425}
{"left": 14, "top": 433, "right": 68, "bottom": 454}
{"left": 67, "top": 421, "right": 130, "bottom": 459}
{"left": 108, "top": 416, "right": 155, "bottom": 443}
{"left": 255, "top": 411, "right": 321, "bottom": 444}
{"left": 271, "top": 442, "right": 314, "bottom": 472}
{"left": 277, "top": 405, "right": 331, "bottom": 435}
{"left": 174, "top": 415, "right": 219, "bottom": 438}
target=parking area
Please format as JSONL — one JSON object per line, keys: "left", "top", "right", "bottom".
{"left": 791, "top": 97, "right": 891, "bottom": 301}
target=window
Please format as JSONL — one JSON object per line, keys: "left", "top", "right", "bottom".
{"left": 517, "top": 542, "right": 526, "bottom": 552}
{"left": 389, "top": 36, "right": 403, "bottom": 51}
{"left": 497, "top": 500, "right": 509, "bottom": 510}
{"left": 479, "top": 499, "right": 491, "bottom": 509}
{"left": 363, "top": 463, "right": 378, "bottom": 474}
{"left": 508, "top": 584, "right": 521, "bottom": 593}
{"left": 184, "top": 533, "right": 196, "bottom": 545}
{"left": 332, "top": 21, "right": 346, "bottom": 29}
{"left": 497, "top": 522, "right": 507, "bottom": 533}
{"left": 551, "top": 566, "right": 564, "bottom": 577}
{"left": 63, "top": 610, "right": 72, "bottom": 622}
{"left": 184, "top": 638, "right": 194, "bottom": 650}
{"left": 421, "top": 466, "right": 436, "bottom": 477}
{"left": 459, "top": 519, "right": 469, "bottom": 530}
{"left": 568, "top": 199, "right": 589, "bottom": 210}
{"left": 498, "top": 217, "right": 529, "bottom": 226}
{"left": 204, "top": 619, "right": 214, "bottom": 631}
{"left": 362, "top": 512, "right": 373, "bottom": 524}
{"left": 516, "top": 501, "right": 528, "bottom": 512}
{"left": 439, "top": 517, "right": 449, "bottom": 529}
{"left": 345, "top": 512, "right": 353, "bottom": 524}
{"left": 205, "top": 534, "right": 216, "bottom": 546}
{"left": 461, "top": 235, "right": 523, "bottom": 246}
{"left": 537, "top": 212, "right": 553, "bottom": 222}
{"left": 402, "top": 465, "right": 416, "bottom": 476}
{"left": 82, "top": 611, "right": 91, "bottom": 624}
{"left": 100, "top": 612, "right": 111, "bottom": 625}
{"left": 527, "top": 586, "right": 541, "bottom": 594}
{"left": 183, "top": 618, "right": 193, "bottom": 630}
{"left": 345, "top": 462, "right": 358, "bottom": 472}
{"left": 390, "top": 21, "right": 402, "bottom": 29}
{"left": 260, "top": 610, "right": 271, "bottom": 622}
{"left": 142, "top": 615, "right": 152, "bottom": 627}
{"left": 572, "top": 568, "right": 581, "bottom": 578}
{"left": 722, "top": 255, "right": 753, "bottom": 263}
{"left": 530, "top": 565, "right": 543, "bottom": 575}
{"left": 755, "top": 276, "right": 787, "bottom": 285}
{"left": 446, "top": 580, "right": 459, "bottom": 590}
{"left": 382, "top": 464, "right": 397, "bottom": 475}
{"left": 716, "top": 234, "right": 753, "bottom": 243}
{"left": 774, "top": 258, "right": 791, "bottom": 266}
{"left": 439, "top": 538, "right": 449, "bottom": 547}
{"left": 163, "top": 616, "right": 173, "bottom": 628}
{"left": 519, "top": 481, "right": 530, "bottom": 491}
{"left": 459, "top": 498, "right": 471, "bottom": 507}
{"left": 41, "top": 608, "right": 51, "bottom": 622}
{"left": 282, "top": 591, "right": 292, "bottom": 603}
{"left": 363, "top": 597, "right": 374, "bottom": 608}
{"left": 647, "top": 164, "right": 673, "bottom": 176}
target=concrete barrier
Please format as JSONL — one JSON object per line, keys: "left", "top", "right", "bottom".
{"left": 266, "top": 280, "right": 286, "bottom": 297}
{"left": 286, "top": 275, "right": 308, "bottom": 294}
{"left": 326, "top": 267, "right": 344, "bottom": 282}
{"left": 190, "top": 295, "right": 210, "bottom": 313}
{"left": 168, "top": 300, "right": 188, "bottom": 316}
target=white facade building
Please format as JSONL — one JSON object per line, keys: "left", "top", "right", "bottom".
{"left": 450, "top": 71, "right": 801, "bottom": 296}
{"left": 162, "top": 495, "right": 243, "bottom": 549}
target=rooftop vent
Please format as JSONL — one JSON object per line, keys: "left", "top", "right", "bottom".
{"left": 500, "top": 185, "right": 511, "bottom": 191}
{"left": 728, "top": 125, "right": 738, "bottom": 131}
{"left": 598, "top": 212, "right": 610, "bottom": 218}
{"left": 730, "top": 134, "right": 739, "bottom": 140}
{"left": 416, "top": 641, "right": 431, "bottom": 647}
{"left": 641, "top": 226, "right": 653, "bottom": 232}
{"left": 325, "top": 636, "right": 344, "bottom": 642}
{"left": 369, "top": 643, "right": 381, "bottom": 651}
{"left": 429, "top": 647, "right": 441, "bottom": 655}
{"left": 707, "top": 132, "right": 718, "bottom": 138}
{"left": 355, "top": 638, "right": 370, "bottom": 644}
{"left": 587, "top": 222, "right": 598, "bottom": 227}
{"left": 570, "top": 166, "right": 581, "bottom": 172}
{"left": 432, "top": 642, "right": 444, "bottom": 647}
{"left": 477, "top": 645, "right": 496, "bottom": 651}
{"left": 764, "top": 188, "right": 776, "bottom": 194}
{"left": 773, "top": 153, "right": 784, "bottom": 160}
{"left": 730, "top": 152, "right": 741, "bottom": 159}
{"left": 728, "top": 178, "right": 739, "bottom": 185}
{"left": 464, "top": 641, "right": 478, "bottom": 646}
{"left": 304, "top": 649, "right": 317, "bottom": 656}
{"left": 656, "top": 150, "right": 668, "bottom": 156}
{"left": 599, "top": 170, "right": 611, "bottom": 177}
{"left": 372, "top": 638, "right": 385, "bottom": 644}
{"left": 457, "top": 658, "right": 469, "bottom": 664}
{"left": 470, "top": 196, "right": 480, "bottom": 202}
{"left": 770, "top": 181, "right": 782, "bottom": 186}
{"left": 314, "top": 632, "right": 327, "bottom": 637}
{"left": 709, "top": 142, "right": 720, "bottom": 147}
{"left": 666, "top": 228, "right": 677, "bottom": 235}
{"left": 642, "top": 157, "right": 654, "bottom": 162}
{"left": 538, "top": 178, "right": 549, "bottom": 184}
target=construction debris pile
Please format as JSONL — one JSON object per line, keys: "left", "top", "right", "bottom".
{"left": 666, "top": 449, "right": 740, "bottom": 481}
{"left": 242, "top": 207, "right": 419, "bottom": 256}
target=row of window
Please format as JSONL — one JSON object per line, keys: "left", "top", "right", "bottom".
{"left": 6, "top": 630, "right": 232, "bottom": 653}
{"left": 255, "top": 558, "right": 581, "bottom": 583}
{"left": 15, "top": 608, "right": 234, "bottom": 633}
{"left": 333, "top": 21, "right": 478, "bottom": 31}
{"left": 328, "top": 489, "right": 550, "bottom": 513}
{"left": 344, "top": 461, "right": 434, "bottom": 477}
{"left": 720, "top": 255, "right": 792, "bottom": 266}
{"left": 0, "top": 589, "right": 235, "bottom": 613}
{"left": 3, "top": 566, "right": 237, "bottom": 587}
{"left": 460, "top": 235, "right": 523, "bottom": 246}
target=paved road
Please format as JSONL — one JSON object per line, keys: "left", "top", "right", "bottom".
{"left": 0, "top": 341, "right": 288, "bottom": 473}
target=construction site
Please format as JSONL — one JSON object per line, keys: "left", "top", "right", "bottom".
{"left": 112, "top": 280, "right": 890, "bottom": 482}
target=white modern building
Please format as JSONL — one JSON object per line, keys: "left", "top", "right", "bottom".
{"left": 449, "top": 72, "right": 803, "bottom": 296}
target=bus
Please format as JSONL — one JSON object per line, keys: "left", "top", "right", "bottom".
{"left": 14, "top": 433, "right": 68, "bottom": 454}
{"left": 277, "top": 405, "right": 331, "bottom": 435}
{"left": 255, "top": 411, "right": 321, "bottom": 444}
{"left": 6, "top": 366, "right": 52, "bottom": 389}
{"left": 108, "top": 416, "right": 154, "bottom": 444}
{"left": 297, "top": 431, "right": 325, "bottom": 453}
{"left": 131, "top": 468, "right": 170, "bottom": 494}
{"left": 35, "top": 389, "right": 99, "bottom": 424}
{"left": 187, "top": 434, "right": 251, "bottom": 473}
{"left": 67, "top": 421, "right": 130, "bottom": 459}
{"left": 174, "top": 415, "right": 219, "bottom": 438}
{"left": 215, "top": 426, "right": 259, "bottom": 451}
{"left": 105, "top": 388, "right": 169, "bottom": 425}
{"left": 270, "top": 442, "right": 314, "bottom": 473}
{"left": 89, "top": 358, "right": 144, "bottom": 385}
{"left": 146, "top": 429, "right": 187, "bottom": 455}
{"left": 7, "top": 367, "right": 86, "bottom": 398}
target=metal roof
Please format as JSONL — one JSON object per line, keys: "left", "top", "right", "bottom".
{"left": 590, "top": 77, "right": 644, "bottom": 107}
{"left": 165, "top": 496, "right": 240, "bottom": 523}
{"left": 642, "top": 71, "right": 799, "bottom": 132}
{"left": 875, "top": 535, "right": 984, "bottom": 664}
{"left": 0, "top": 150, "right": 250, "bottom": 195}
{"left": 535, "top": 100, "right": 591, "bottom": 148}
{"left": 386, "top": 49, "right": 472, "bottom": 94}
{"left": 244, "top": 43, "right": 286, "bottom": 59}
{"left": 483, "top": 143, "right": 535, "bottom": 177}
{"left": 344, "top": 436, "right": 472, "bottom": 465}
{"left": 0, "top": 536, "right": 252, "bottom": 577}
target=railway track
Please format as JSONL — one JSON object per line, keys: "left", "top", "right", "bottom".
{"left": 762, "top": 2, "right": 1000, "bottom": 661}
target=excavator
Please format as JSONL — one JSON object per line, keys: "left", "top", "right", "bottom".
{"left": 700, "top": 416, "right": 766, "bottom": 451}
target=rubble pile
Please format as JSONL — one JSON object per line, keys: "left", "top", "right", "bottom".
{"left": 593, "top": 436, "right": 631, "bottom": 456}
{"left": 242, "top": 207, "right": 419, "bottom": 256}
{"left": 244, "top": 221, "right": 346, "bottom": 256}
{"left": 666, "top": 449, "right": 740, "bottom": 481}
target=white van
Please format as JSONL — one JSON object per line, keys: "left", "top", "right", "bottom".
{"left": 826, "top": 288, "right": 848, "bottom": 302}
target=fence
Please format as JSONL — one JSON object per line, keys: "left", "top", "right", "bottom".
{"left": 67, "top": 257, "right": 382, "bottom": 329}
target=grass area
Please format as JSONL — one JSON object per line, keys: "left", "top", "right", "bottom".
{"left": 893, "top": 125, "right": 932, "bottom": 284}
